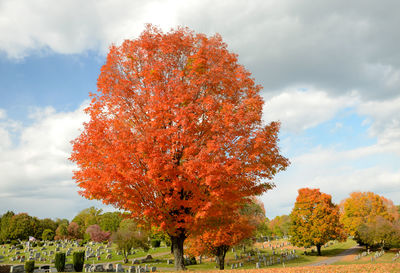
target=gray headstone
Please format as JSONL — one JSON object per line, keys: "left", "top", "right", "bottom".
{"left": 95, "top": 264, "right": 105, "bottom": 272}
{"left": 115, "top": 264, "right": 124, "bottom": 272}
{"left": 65, "top": 264, "right": 74, "bottom": 272}
{"left": 84, "top": 264, "right": 91, "bottom": 272}
{"left": 10, "top": 265, "right": 25, "bottom": 273}
{"left": 106, "top": 263, "right": 114, "bottom": 272}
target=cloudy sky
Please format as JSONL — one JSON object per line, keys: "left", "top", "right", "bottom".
{"left": 0, "top": 0, "right": 399, "bottom": 220}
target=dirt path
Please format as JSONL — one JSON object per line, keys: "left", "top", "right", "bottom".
{"left": 309, "top": 245, "right": 363, "bottom": 266}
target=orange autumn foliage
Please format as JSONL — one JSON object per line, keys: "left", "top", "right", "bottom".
{"left": 70, "top": 25, "right": 289, "bottom": 270}
{"left": 187, "top": 208, "right": 254, "bottom": 269}
{"left": 290, "top": 188, "right": 345, "bottom": 256}
{"left": 187, "top": 198, "right": 264, "bottom": 269}
{"left": 340, "top": 191, "right": 399, "bottom": 236}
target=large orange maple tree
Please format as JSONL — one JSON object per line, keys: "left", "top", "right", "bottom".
{"left": 70, "top": 25, "right": 289, "bottom": 270}
{"left": 290, "top": 188, "right": 345, "bottom": 256}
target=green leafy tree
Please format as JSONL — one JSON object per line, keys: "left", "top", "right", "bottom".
{"left": 255, "top": 218, "right": 272, "bottom": 237}
{"left": 99, "top": 212, "right": 122, "bottom": 232}
{"left": 72, "top": 207, "right": 102, "bottom": 235}
{"left": 8, "top": 213, "right": 34, "bottom": 240}
{"left": 149, "top": 227, "right": 170, "bottom": 247}
{"left": 290, "top": 188, "right": 345, "bottom": 256}
{"left": 31, "top": 217, "right": 44, "bottom": 240}
{"left": 0, "top": 211, "right": 14, "bottom": 241}
{"left": 112, "top": 219, "right": 150, "bottom": 263}
{"left": 269, "top": 215, "right": 291, "bottom": 237}
{"left": 42, "top": 229, "right": 54, "bottom": 241}
{"left": 55, "top": 224, "right": 68, "bottom": 240}
{"left": 40, "top": 218, "right": 58, "bottom": 234}
{"left": 55, "top": 218, "right": 69, "bottom": 227}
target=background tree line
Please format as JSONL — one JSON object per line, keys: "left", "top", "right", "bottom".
{"left": 0, "top": 207, "right": 123, "bottom": 243}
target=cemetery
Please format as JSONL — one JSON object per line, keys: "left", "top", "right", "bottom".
{"left": 0, "top": 236, "right": 398, "bottom": 272}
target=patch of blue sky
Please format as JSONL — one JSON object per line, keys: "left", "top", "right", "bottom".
{"left": 305, "top": 107, "right": 376, "bottom": 150}
{"left": 0, "top": 52, "right": 103, "bottom": 122}
{"left": 277, "top": 107, "right": 377, "bottom": 159}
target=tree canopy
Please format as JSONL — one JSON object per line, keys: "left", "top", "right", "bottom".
{"left": 290, "top": 188, "right": 345, "bottom": 256}
{"left": 187, "top": 197, "right": 264, "bottom": 270}
{"left": 340, "top": 192, "right": 400, "bottom": 249}
{"left": 340, "top": 191, "right": 399, "bottom": 237}
{"left": 70, "top": 25, "right": 289, "bottom": 270}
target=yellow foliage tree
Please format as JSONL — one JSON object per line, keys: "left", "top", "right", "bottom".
{"left": 290, "top": 188, "right": 345, "bottom": 256}
{"left": 340, "top": 192, "right": 399, "bottom": 236}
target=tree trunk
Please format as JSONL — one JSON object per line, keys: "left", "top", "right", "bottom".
{"left": 170, "top": 232, "right": 186, "bottom": 271}
{"left": 122, "top": 249, "right": 128, "bottom": 263}
{"left": 215, "top": 246, "right": 228, "bottom": 270}
{"left": 316, "top": 245, "right": 321, "bottom": 256}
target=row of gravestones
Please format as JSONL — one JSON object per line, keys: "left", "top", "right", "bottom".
{"left": 2, "top": 242, "right": 82, "bottom": 264}
{"left": 253, "top": 253, "right": 299, "bottom": 268}
{"left": 7, "top": 252, "right": 55, "bottom": 264}
{"left": 371, "top": 250, "right": 385, "bottom": 262}
{"left": 228, "top": 262, "right": 243, "bottom": 269}
{"left": 85, "top": 246, "right": 134, "bottom": 261}
{"left": 9, "top": 263, "right": 157, "bottom": 273}
{"left": 10, "top": 264, "right": 76, "bottom": 273}
{"left": 84, "top": 263, "right": 157, "bottom": 273}
{"left": 355, "top": 249, "right": 373, "bottom": 260}
{"left": 3, "top": 242, "right": 145, "bottom": 267}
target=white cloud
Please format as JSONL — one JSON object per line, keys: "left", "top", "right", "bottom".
{"left": 0, "top": 103, "right": 112, "bottom": 219}
{"left": 0, "top": 0, "right": 180, "bottom": 58}
{"left": 262, "top": 88, "right": 357, "bottom": 132}
{"left": 1, "top": 0, "right": 400, "bottom": 100}
{"left": 357, "top": 96, "right": 400, "bottom": 146}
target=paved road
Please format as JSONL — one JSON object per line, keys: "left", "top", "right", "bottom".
{"left": 310, "top": 245, "right": 363, "bottom": 266}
